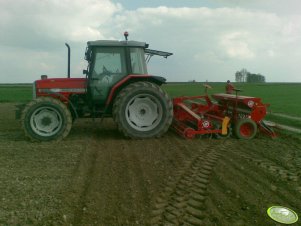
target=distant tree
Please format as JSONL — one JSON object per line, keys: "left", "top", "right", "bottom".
{"left": 246, "top": 73, "right": 266, "bottom": 83}
{"left": 235, "top": 69, "right": 265, "bottom": 83}
{"left": 235, "top": 68, "right": 248, "bottom": 82}
{"left": 235, "top": 71, "right": 242, "bottom": 82}
{"left": 240, "top": 68, "right": 248, "bottom": 82}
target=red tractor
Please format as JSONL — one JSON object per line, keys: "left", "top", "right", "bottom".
{"left": 18, "top": 33, "right": 173, "bottom": 141}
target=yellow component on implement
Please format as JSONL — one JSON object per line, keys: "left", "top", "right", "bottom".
{"left": 222, "top": 116, "right": 230, "bottom": 135}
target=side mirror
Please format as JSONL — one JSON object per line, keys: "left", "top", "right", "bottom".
{"left": 84, "top": 47, "right": 91, "bottom": 61}
{"left": 83, "top": 69, "right": 88, "bottom": 75}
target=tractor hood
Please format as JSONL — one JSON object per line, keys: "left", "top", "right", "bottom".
{"left": 35, "top": 78, "right": 87, "bottom": 94}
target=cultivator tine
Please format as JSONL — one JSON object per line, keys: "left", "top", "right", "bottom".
{"left": 258, "top": 121, "right": 277, "bottom": 138}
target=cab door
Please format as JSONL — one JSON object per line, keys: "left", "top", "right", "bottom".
{"left": 89, "top": 47, "right": 127, "bottom": 102}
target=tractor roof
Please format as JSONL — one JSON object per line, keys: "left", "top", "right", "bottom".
{"left": 87, "top": 40, "right": 148, "bottom": 48}
{"left": 86, "top": 40, "right": 173, "bottom": 60}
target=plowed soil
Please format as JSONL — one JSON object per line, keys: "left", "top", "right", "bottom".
{"left": 0, "top": 103, "right": 300, "bottom": 226}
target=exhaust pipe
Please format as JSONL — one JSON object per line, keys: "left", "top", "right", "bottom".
{"left": 65, "top": 43, "right": 71, "bottom": 78}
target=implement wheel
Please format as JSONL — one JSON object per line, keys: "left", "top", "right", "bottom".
{"left": 234, "top": 118, "right": 257, "bottom": 140}
{"left": 113, "top": 81, "right": 173, "bottom": 138}
{"left": 215, "top": 126, "right": 232, "bottom": 139}
{"left": 21, "top": 97, "right": 72, "bottom": 141}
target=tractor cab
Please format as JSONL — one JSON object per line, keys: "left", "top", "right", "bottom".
{"left": 84, "top": 40, "right": 149, "bottom": 103}
{"left": 84, "top": 38, "right": 172, "bottom": 105}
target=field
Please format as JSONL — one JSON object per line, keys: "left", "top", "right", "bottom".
{"left": 0, "top": 83, "right": 301, "bottom": 225}
{"left": 0, "top": 85, "right": 32, "bottom": 103}
{"left": 2, "top": 82, "right": 301, "bottom": 115}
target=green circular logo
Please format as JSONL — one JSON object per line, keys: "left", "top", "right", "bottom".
{"left": 267, "top": 206, "right": 298, "bottom": 224}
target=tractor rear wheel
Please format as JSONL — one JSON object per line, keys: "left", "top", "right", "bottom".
{"left": 234, "top": 118, "right": 257, "bottom": 140}
{"left": 113, "top": 81, "right": 173, "bottom": 138}
{"left": 21, "top": 97, "right": 72, "bottom": 141}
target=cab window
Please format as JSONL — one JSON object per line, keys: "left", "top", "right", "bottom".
{"left": 89, "top": 47, "right": 127, "bottom": 101}
{"left": 92, "top": 47, "right": 127, "bottom": 83}
{"left": 130, "top": 48, "right": 147, "bottom": 74}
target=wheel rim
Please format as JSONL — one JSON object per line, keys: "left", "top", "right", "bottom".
{"left": 30, "top": 106, "right": 63, "bottom": 137}
{"left": 125, "top": 94, "right": 163, "bottom": 132}
{"left": 239, "top": 122, "right": 254, "bottom": 138}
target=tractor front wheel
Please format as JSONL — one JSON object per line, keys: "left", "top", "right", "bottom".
{"left": 234, "top": 118, "right": 257, "bottom": 140}
{"left": 21, "top": 97, "right": 72, "bottom": 141}
{"left": 113, "top": 82, "right": 173, "bottom": 138}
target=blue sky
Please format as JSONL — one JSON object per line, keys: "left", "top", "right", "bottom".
{"left": 1, "top": 0, "right": 301, "bottom": 83}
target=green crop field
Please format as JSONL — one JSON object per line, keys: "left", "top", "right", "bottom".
{"left": 1, "top": 82, "right": 300, "bottom": 129}
{"left": 0, "top": 85, "right": 32, "bottom": 103}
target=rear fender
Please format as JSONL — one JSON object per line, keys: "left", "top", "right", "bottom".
{"left": 105, "top": 75, "right": 166, "bottom": 106}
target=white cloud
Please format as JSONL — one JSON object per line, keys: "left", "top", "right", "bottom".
{"left": 219, "top": 32, "right": 255, "bottom": 59}
{"left": 0, "top": 0, "right": 121, "bottom": 48}
{"left": 0, "top": 0, "right": 301, "bottom": 83}
{"left": 111, "top": 6, "right": 301, "bottom": 82}
{"left": 0, "top": 0, "right": 122, "bottom": 83}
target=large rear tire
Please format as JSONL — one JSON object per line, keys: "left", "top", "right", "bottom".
{"left": 113, "top": 82, "right": 173, "bottom": 138}
{"left": 21, "top": 97, "right": 72, "bottom": 141}
{"left": 234, "top": 118, "right": 257, "bottom": 140}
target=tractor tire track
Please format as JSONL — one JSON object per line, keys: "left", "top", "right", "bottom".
{"left": 71, "top": 140, "right": 101, "bottom": 226}
{"left": 222, "top": 139, "right": 301, "bottom": 195}
{"left": 61, "top": 120, "right": 117, "bottom": 225}
{"left": 151, "top": 147, "right": 221, "bottom": 226}
{"left": 205, "top": 139, "right": 301, "bottom": 226}
{"left": 63, "top": 136, "right": 103, "bottom": 226}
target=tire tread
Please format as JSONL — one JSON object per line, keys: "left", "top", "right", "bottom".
{"left": 21, "top": 97, "right": 72, "bottom": 142}
{"left": 113, "top": 81, "right": 173, "bottom": 139}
